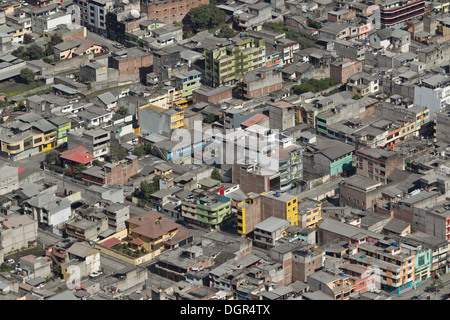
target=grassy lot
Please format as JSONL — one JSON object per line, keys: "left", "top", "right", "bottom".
{"left": 0, "top": 80, "right": 41, "bottom": 98}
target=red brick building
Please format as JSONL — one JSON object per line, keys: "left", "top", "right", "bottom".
{"left": 330, "top": 60, "right": 363, "bottom": 84}
{"left": 240, "top": 68, "right": 283, "bottom": 100}
{"left": 192, "top": 85, "right": 233, "bottom": 104}
{"left": 109, "top": 48, "right": 153, "bottom": 82}
{"left": 81, "top": 155, "right": 138, "bottom": 186}
{"left": 141, "top": 0, "right": 209, "bottom": 24}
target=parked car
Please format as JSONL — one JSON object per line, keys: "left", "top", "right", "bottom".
{"left": 6, "top": 259, "right": 14, "bottom": 264}
{"left": 90, "top": 271, "right": 103, "bottom": 278}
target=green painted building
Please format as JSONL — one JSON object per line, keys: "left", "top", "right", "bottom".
{"left": 182, "top": 192, "right": 232, "bottom": 229}
{"left": 204, "top": 36, "right": 266, "bottom": 87}
{"left": 310, "top": 137, "right": 354, "bottom": 178}
{"left": 174, "top": 70, "right": 201, "bottom": 101}
{"left": 48, "top": 117, "right": 71, "bottom": 146}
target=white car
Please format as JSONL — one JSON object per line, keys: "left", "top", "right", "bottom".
{"left": 6, "top": 259, "right": 14, "bottom": 264}
{"left": 90, "top": 271, "right": 103, "bottom": 278}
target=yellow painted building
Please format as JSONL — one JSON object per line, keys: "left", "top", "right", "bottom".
{"left": 298, "top": 198, "right": 322, "bottom": 228}
{"left": 237, "top": 191, "right": 299, "bottom": 237}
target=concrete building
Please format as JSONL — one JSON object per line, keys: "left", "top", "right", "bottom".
{"left": 436, "top": 105, "right": 450, "bottom": 144}
{"left": 104, "top": 203, "right": 130, "bottom": 232}
{"left": 379, "top": 0, "right": 425, "bottom": 28}
{"left": 109, "top": 48, "right": 153, "bottom": 83}
{"left": 233, "top": 2, "right": 273, "bottom": 31}
{"left": 0, "top": 164, "right": 19, "bottom": 195}
{"left": 330, "top": 60, "right": 363, "bottom": 84}
{"left": 0, "top": 214, "right": 38, "bottom": 262}
{"left": 67, "top": 128, "right": 110, "bottom": 160}
{"left": 414, "top": 74, "right": 450, "bottom": 119}
{"left": 356, "top": 148, "right": 405, "bottom": 183}
{"left": 79, "top": 62, "right": 108, "bottom": 83}
{"left": 140, "top": 0, "right": 209, "bottom": 24}
{"left": 204, "top": 36, "right": 266, "bottom": 87}
{"left": 87, "top": 0, "right": 113, "bottom": 37}
{"left": 23, "top": 189, "right": 72, "bottom": 228}
{"left": 81, "top": 155, "right": 138, "bottom": 186}
{"left": 240, "top": 68, "right": 283, "bottom": 100}
{"left": 333, "top": 39, "right": 366, "bottom": 61}
{"left": 269, "top": 101, "right": 296, "bottom": 131}
{"left": 253, "top": 216, "right": 290, "bottom": 249}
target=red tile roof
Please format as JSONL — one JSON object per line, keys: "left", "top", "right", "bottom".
{"left": 60, "top": 146, "right": 94, "bottom": 164}
{"left": 100, "top": 237, "right": 121, "bottom": 248}
{"left": 241, "top": 114, "right": 268, "bottom": 128}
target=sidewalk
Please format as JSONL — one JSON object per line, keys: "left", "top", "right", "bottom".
{"left": 393, "top": 272, "right": 450, "bottom": 300}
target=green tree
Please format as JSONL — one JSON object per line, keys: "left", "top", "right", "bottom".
{"left": 217, "top": 25, "right": 236, "bottom": 38}
{"left": 19, "top": 68, "right": 36, "bottom": 84}
{"left": 45, "top": 150, "right": 61, "bottom": 166}
{"left": 73, "top": 163, "right": 88, "bottom": 180}
{"left": 110, "top": 147, "right": 128, "bottom": 161}
{"left": 306, "top": 17, "right": 322, "bottom": 29}
{"left": 204, "top": 113, "right": 217, "bottom": 124}
{"left": 211, "top": 168, "right": 222, "bottom": 181}
{"left": 184, "top": 4, "right": 225, "bottom": 33}
{"left": 26, "top": 44, "right": 45, "bottom": 61}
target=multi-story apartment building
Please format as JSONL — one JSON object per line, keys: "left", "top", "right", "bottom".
{"left": 297, "top": 198, "right": 322, "bottom": 229}
{"left": 81, "top": 155, "right": 138, "bottom": 186}
{"left": 346, "top": 72, "right": 380, "bottom": 97}
{"left": 414, "top": 74, "right": 450, "bottom": 118}
{"left": 277, "top": 144, "right": 303, "bottom": 193}
{"left": 136, "top": 104, "right": 184, "bottom": 137}
{"left": 181, "top": 189, "right": 232, "bottom": 229}
{"left": 253, "top": 217, "right": 290, "bottom": 249}
{"left": 0, "top": 114, "right": 58, "bottom": 161}
{"left": 173, "top": 70, "right": 201, "bottom": 101}
{"left": 87, "top": 0, "right": 113, "bottom": 37}
{"left": 356, "top": 148, "right": 405, "bottom": 183}
{"left": 67, "top": 128, "right": 110, "bottom": 160}
{"left": 152, "top": 46, "right": 187, "bottom": 83}
{"left": 260, "top": 191, "right": 299, "bottom": 227}
{"left": 204, "top": 36, "right": 266, "bottom": 87}
{"left": 379, "top": 0, "right": 426, "bottom": 29}
{"left": 140, "top": 0, "right": 209, "bottom": 24}
{"left": 330, "top": 60, "right": 363, "bottom": 84}
{"left": 348, "top": 240, "right": 416, "bottom": 295}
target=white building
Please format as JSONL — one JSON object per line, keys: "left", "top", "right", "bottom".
{"left": 23, "top": 189, "right": 72, "bottom": 228}
{"left": 33, "top": 11, "right": 73, "bottom": 35}
{"left": 414, "top": 75, "right": 450, "bottom": 119}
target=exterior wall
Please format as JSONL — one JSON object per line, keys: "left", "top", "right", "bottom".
{"left": 330, "top": 60, "right": 363, "bottom": 84}
{"left": 141, "top": 0, "right": 209, "bottom": 24}
{"left": 243, "top": 71, "right": 283, "bottom": 100}
{"left": 0, "top": 165, "right": 19, "bottom": 195}
{"left": 292, "top": 250, "right": 324, "bottom": 283}
{"left": 0, "top": 218, "right": 38, "bottom": 256}
{"left": 192, "top": 86, "right": 233, "bottom": 104}
{"left": 110, "top": 51, "right": 153, "bottom": 82}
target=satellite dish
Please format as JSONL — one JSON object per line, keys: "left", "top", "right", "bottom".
{"left": 130, "top": 9, "right": 140, "bottom": 19}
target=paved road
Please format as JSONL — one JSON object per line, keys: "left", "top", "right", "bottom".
{"left": 392, "top": 272, "right": 450, "bottom": 300}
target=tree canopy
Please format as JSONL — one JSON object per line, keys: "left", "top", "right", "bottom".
{"left": 19, "top": 68, "right": 36, "bottom": 84}
{"left": 216, "top": 25, "right": 236, "bottom": 38}
{"left": 183, "top": 4, "right": 226, "bottom": 33}
{"left": 211, "top": 168, "right": 222, "bottom": 181}
{"left": 12, "top": 44, "right": 45, "bottom": 61}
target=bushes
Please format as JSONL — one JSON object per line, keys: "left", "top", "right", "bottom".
{"left": 292, "top": 78, "right": 338, "bottom": 95}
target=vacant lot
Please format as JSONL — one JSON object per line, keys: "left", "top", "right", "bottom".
{"left": 0, "top": 79, "right": 41, "bottom": 98}
{"left": 4, "top": 246, "right": 46, "bottom": 264}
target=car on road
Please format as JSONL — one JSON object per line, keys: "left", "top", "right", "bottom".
{"left": 6, "top": 259, "right": 14, "bottom": 264}
{"left": 90, "top": 271, "right": 103, "bottom": 278}
{"left": 411, "top": 293, "right": 430, "bottom": 300}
